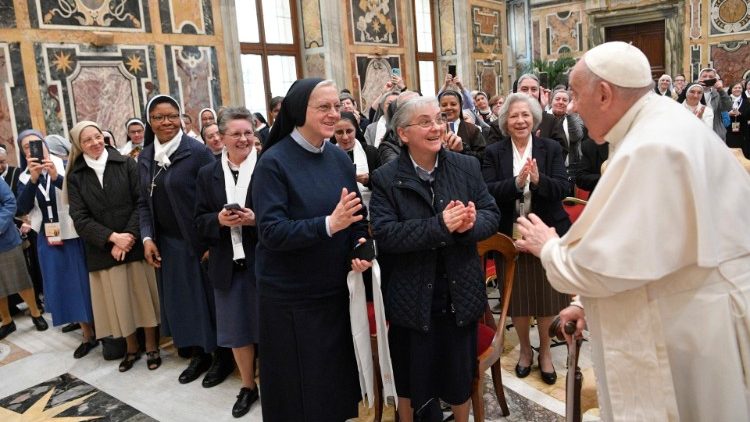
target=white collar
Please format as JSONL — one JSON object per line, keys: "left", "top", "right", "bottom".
{"left": 154, "top": 129, "right": 183, "bottom": 167}
{"left": 291, "top": 127, "right": 326, "bottom": 153}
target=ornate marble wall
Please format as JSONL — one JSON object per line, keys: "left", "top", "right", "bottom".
{"left": 0, "top": 0, "right": 229, "bottom": 162}
{"left": 469, "top": 0, "right": 507, "bottom": 96}
{"left": 514, "top": 0, "right": 750, "bottom": 85}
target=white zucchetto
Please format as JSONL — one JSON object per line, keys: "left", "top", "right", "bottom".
{"left": 584, "top": 41, "right": 653, "bottom": 88}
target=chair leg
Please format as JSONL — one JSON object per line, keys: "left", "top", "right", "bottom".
{"left": 471, "top": 374, "right": 485, "bottom": 422}
{"left": 490, "top": 360, "right": 509, "bottom": 416}
{"left": 371, "top": 336, "right": 383, "bottom": 422}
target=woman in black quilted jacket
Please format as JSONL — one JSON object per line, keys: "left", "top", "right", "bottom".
{"left": 370, "top": 96, "right": 500, "bottom": 422}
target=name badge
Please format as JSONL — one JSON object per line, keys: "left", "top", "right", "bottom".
{"left": 732, "top": 122, "right": 741, "bottom": 133}
{"left": 44, "top": 222, "right": 63, "bottom": 246}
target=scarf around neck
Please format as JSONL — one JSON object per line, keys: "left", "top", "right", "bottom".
{"left": 222, "top": 147, "right": 257, "bottom": 261}
{"left": 83, "top": 148, "right": 109, "bottom": 188}
{"left": 154, "top": 130, "right": 183, "bottom": 168}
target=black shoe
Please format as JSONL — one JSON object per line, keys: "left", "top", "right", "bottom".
{"left": 31, "top": 315, "right": 48, "bottom": 331}
{"left": 202, "top": 356, "right": 235, "bottom": 388}
{"left": 515, "top": 350, "right": 533, "bottom": 378}
{"left": 538, "top": 355, "right": 557, "bottom": 385}
{"left": 146, "top": 350, "right": 162, "bottom": 370}
{"left": 119, "top": 352, "right": 141, "bottom": 372}
{"left": 0, "top": 321, "right": 16, "bottom": 340}
{"left": 73, "top": 339, "right": 99, "bottom": 359}
{"left": 178, "top": 353, "right": 212, "bottom": 384}
{"left": 62, "top": 322, "right": 81, "bottom": 333}
{"left": 232, "top": 387, "right": 258, "bottom": 418}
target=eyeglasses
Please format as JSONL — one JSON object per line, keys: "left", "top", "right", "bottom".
{"left": 150, "top": 114, "right": 181, "bottom": 123}
{"left": 405, "top": 115, "right": 447, "bottom": 129}
{"left": 309, "top": 103, "right": 342, "bottom": 114}
{"left": 226, "top": 131, "right": 257, "bottom": 141}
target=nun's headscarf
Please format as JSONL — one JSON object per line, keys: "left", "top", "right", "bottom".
{"left": 438, "top": 90, "right": 464, "bottom": 121}
{"left": 143, "top": 94, "right": 181, "bottom": 147}
{"left": 265, "top": 78, "right": 325, "bottom": 152}
{"left": 198, "top": 107, "right": 217, "bottom": 131}
{"left": 45, "top": 134, "right": 71, "bottom": 159}
{"left": 16, "top": 129, "right": 46, "bottom": 170}
{"left": 335, "top": 111, "right": 367, "bottom": 147}
{"left": 125, "top": 118, "right": 145, "bottom": 142}
{"left": 676, "top": 82, "right": 707, "bottom": 106}
{"left": 62, "top": 121, "right": 101, "bottom": 204}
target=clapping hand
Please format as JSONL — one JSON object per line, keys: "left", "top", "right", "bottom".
{"left": 456, "top": 201, "right": 476, "bottom": 233}
{"left": 330, "top": 188, "right": 363, "bottom": 235}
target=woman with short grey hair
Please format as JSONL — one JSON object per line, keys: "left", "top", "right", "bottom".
{"left": 370, "top": 95, "right": 500, "bottom": 421}
{"left": 482, "top": 91, "right": 571, "bottom": 385}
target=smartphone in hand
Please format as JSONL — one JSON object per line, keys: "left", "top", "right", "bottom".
{"left": 448, "top": 64, "right": 457, "bottom": 77}
{"left": 351, "top": 239, "right": 377, "bottom": 261}
{"left": 29, "top": 139, "right": 45, "bottom": 163}
{"left": 391, "top": 68, "right": 401, "bottom": 78}
{"left": 223, "top": 203, "right": 242, "bottom": 212}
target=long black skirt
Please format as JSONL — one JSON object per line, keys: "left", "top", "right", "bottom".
{"left": 259, "top": 292, "right": 360, "bottom": 422}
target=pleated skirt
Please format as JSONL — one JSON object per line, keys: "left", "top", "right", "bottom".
{"left": 156, "top": 234, "right": 217, "bottom": 352}
{"left": 37, "top": 237, "right": 94, "bottom": 326}
{"left": 259, "top": 292, "right": 360, "bottom": 422}
{"left": 501, "top": 252, "right": 570, "bottom": 317}
{"left": 0, "top": 244, "right": 32, "bottom": 297}
{"left": 89, "top": 260, "right": 160, "bottom": 339}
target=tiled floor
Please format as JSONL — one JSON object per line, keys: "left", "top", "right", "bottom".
{"left": 0, "top": 311, "right": 600, "bottom": 421}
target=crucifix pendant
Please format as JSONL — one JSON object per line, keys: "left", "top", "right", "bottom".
{"left": 150, "top": 180, "right": 156, "bottom": 197}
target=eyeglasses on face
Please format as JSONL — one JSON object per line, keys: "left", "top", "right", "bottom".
{"left": 150, "top": 114, "right": 181, "bottom": 123}
{"left": 225, "top": 130, "right": 257, "bottom": 141}
{"left": 309, "top": 103, "right": 342, "bottom": 114}
{"left": 405, "top": 115, "right": 448, "bottom": 129}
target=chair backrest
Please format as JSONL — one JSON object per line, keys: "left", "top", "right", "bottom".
{"left": 477, "top": 233, "right": 518, "bottom": 356}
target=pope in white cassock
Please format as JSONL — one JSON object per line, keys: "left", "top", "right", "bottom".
{"left": 516, "top": 41, "right": 750, "bottom": 421}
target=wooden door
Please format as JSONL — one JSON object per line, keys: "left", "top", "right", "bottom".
{"left": 605, "top": 21, "right": 665, "bottom": 79}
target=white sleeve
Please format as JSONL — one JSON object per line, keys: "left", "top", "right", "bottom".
{"left": 540, "top": 237, "right": 653, "bottom": 298}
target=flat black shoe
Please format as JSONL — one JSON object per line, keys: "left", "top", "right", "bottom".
{"left": 62, "top": 322, "right": 81, "bottom": 333}
{"left": 202, "top": 357, "right": 235, "bottom": 388}
{"left": 232, "top": 386, "right": 259, "bottom": 418}
{"left": 31, "top": 315, "right": 48, "bottom": 331}
{"left": 0, "top": 321, "right": 16, "bottom": 340}
{"left": 538, "top": 355, "right": 557, "bottom": 385}
{"left": 119, "top": 352, "right": 141, "bottom": 372}
{"left": 146, "top": 350, "right": 162, "bottom": 370}
{"left": 179, "top": 353, "right": 212, "bottom": 384}
{"left": 73, "top": 339, "right": 99, "bottom": 359}
{"left": 515, "top": 350, "right": 533, "bottom": 378}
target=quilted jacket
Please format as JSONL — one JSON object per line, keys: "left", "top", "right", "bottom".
{"left": 370, "top": 147, "right": 500, "bottom": 332}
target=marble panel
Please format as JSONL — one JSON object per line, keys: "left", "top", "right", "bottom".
{"left": 159, "top": 0, "right": 212, "bottom": 34}
{"left": 472, "top": 6, "right": 502, "bottom": 54}
{"left": 710, "top": 41, "right": 750, "bottom": 85}
{"left": 0, "top": 43, "right": 31, "bottom": 167}
{"left": 351, "top": 0, "right": 399, "bottom": 45}
{"left": 28, "top": 0, "right": 150, "bottom": 32}
{"left": 355, "top": 55, "right": 400, "bottom": 113}
{"left": 36, "top": 43, "right": 156, "bottom": 140}
{"left": 305, "top": 53, "right": 326, "bottom": 78}
{"left": 690, "top": 44, "right": 702, "bottom": 80}
{"left": 166, "top": 45, "right": 221, "bottom": 130}
{"left": 70, "top": 65, "right": 139, "bottom": 144}
{"left": 546, "top": 10, "right": 581, "bottom": 55}
{"left": 439, "top": 0, "right": 456, "bottom": 55}
{"left": 710, "top": 0, "right": 750, "bottom": 35}
{"left": 690, "top": 0, "right": 702, "bottom": 39}
{"left": 0, "top": 373, "right": 156, "bottom": 421}
{"left": 0, "top": 341, "right": 31, "bottom": 367}
{"left": 302, "top": 0, "right": 323, "bottom": 48}
{"left": 475, "top": 60, "right": 502, "bottom": 97}
{"left": 0, "top": 0, "right": 15, "bottom": 28}
{"left": 533, "top": 19, "right": 541, "bottom": 60}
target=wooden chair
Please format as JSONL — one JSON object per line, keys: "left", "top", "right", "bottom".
{"left": 563, "top": 186, "right": 590, "bottom": 223}
{"left": 471, "top": 233, "right": 518, "bottom": 420}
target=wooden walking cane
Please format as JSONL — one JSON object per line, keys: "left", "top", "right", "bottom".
{"left": 549, "top": 316, "right": 583, "bottom": 422}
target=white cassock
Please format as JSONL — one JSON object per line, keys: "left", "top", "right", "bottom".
{"left": 540, "top": 93, "right": 750, "bottom": 421}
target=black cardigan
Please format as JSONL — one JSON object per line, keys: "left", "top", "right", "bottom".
{"left": 67, "top": 147, "right": 144, "bottom": 272}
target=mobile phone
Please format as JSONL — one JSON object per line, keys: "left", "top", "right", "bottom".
{"left": 703, "top": 78, "right": 717, "bottom": 87}
{"left": 29, "top": 139, "right": 45, "bottom": 163}
{"left": 391, "top": 68, "right": 401, "bottom": 77}
{"left": 539, "top": 72, "right": 549, "bottom": 89}
{"left": 443, "top": 112, "right": 452, "bottom": 133}
{"left": 448, "top": 65, "right": 457, "bottom": 77}
{"left": 223, "top": 203, "right": 242, "bottom": 211}
{"left": 351, "top": 239, "right": 377, "bottom": 261}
